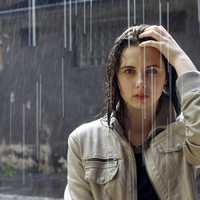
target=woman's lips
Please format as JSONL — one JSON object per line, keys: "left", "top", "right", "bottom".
{"left": 134, "top": 94, "right": 149, "bottom": 100}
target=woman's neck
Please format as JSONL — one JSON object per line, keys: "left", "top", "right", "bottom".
{"left": 123, "top": 103, "right": 158, "bottom": 146}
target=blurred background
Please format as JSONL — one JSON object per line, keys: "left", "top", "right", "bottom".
{"left": 0, "top": 0, "right": 200, "bottom": 199}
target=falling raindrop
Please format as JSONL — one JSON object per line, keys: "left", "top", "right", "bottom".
{"left": 141, "top": 109, "right": 144, "bottom": 135}
{"left": 127, "top": 0, "right": 130, "bottom": 28}
{"left": 22, "top": 103, "right": 26, "bottom": 185}
{"left": 159, "top": 0, "right": 163, "bottom": 83}
{"left": 143, "top": 48, "right": 147, "bottom": 120}
{"left": 166, "top": 1, "right": 174, "bottom": 147}
{"left": 142, "top": 0, "right": 145, "bottom": 23}
{"left": 62, "top": 57, "right": 65, "bottom": 118}
{"left": 64, "top": 0, "right": 67, "bottom": 48}
{"left": 89, "top": 0, "right": 93, "bottom": 52}
{"left": 10, "top": 92, "right": 15, "bottom": 104}
{"left": 36, "top": 81, "right": 39, "bottom": 161}
{"left": 127, "top": 0, "right": 131, "bottom": 47}
{"left": 32, "top": 0, "right": 36, "bottom": 47}
{"left": 166, "top": 2, "right": 170, "bottom": 66}
{"left": 0, "top": 44, "right": 3, "bottom": 72}
{"left": 69, "top": 0, "right": 72, "bottom": 51}
{"left": 134, "top": 0, "right": 136, "bottom": 25}
{"left": 167, "top": 1, "right": 170, "bottom": 31}
{"left": 84, "top": 0, "right": 86, "bottom": 34}
{"left": 6, "top": 45, "right": 10, "bottom": 54}
{"left": 9, "top": 91, "right": 15, "bottom": 145}
{"left": 28, "top": 0, "right": 32, "bottom": 46}
{"left": 159, "top": 0, "right": 162, "bottom": 25}
{"left": 166, "top": 1, "right": 173, "bottom": 123}
{"left": 39, "top": 75, "right": 42, "bottom": 127}
{"left": 75, "top": 0, "right": 78, "bottom": 16}
{"left": 198, "top": 0, "right": 200, "bottom": 33}
{"left": 26, "top": 100, "right": 31, "bottom": 110}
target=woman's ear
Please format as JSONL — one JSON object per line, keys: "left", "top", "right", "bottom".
{"left": 162, "top": 81, "right": 168, "bottom": 94}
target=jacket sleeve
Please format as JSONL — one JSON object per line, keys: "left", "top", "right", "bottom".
{"left": 64, "top": 132, "right": 93, "bottom": 200}
{"left": 176, "top": 70, "right": 200, "bottom": 166}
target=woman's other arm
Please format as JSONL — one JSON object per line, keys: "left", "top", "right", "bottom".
{"left": 64, "top": 133, "right": 93, "bottom": 200}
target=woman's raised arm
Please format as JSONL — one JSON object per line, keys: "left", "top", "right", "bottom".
{"left": 139, "top": 25, "right": 200, "bottom": 165}
{"left": 138, "top": 25, "right": 198, "bottom": 77}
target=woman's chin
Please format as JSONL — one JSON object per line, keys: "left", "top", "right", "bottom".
{"left": 129, "top": 99, "right": 156, "bottom": 110}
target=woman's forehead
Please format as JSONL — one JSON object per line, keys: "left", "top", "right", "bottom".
{"left": 120, "top": 46, "right": 163, "bottom": 66}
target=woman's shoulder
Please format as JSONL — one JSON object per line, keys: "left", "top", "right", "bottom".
{"left": 68, "top": 116, "right": 109, "bottom": 141}
{"left": 67, "top": 116, "right": 114, "bottom": 157}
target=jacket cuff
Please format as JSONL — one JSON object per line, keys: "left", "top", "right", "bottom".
{"left": 176, "top": 71, "right": 200, "bottom": 102}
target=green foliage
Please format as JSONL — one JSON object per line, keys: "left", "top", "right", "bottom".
{"left": 2, "top": 163, "right": 16, "bottom": 177}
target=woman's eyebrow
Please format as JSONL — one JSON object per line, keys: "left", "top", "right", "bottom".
{"left": 120, "top": 64, "right": 160, "bottom": 69}
{"left": 146, "top": 64, "right": 160, "bottom": 68}
{"left": 120, "top": 65, "right": 136, "bottom": 69}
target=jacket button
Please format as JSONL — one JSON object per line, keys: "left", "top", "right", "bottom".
{"left": 185, "top": 127, "right": 194, "bottom": 137}
{"left": 176, "top": 143, "right": 182, "bottom": 148}
{"left": 100, "top": 177, "right": 105, "bottom": 182}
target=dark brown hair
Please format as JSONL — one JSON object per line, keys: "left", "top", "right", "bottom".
{"left": 103, "top": 24, "right": 180, "bottom": 127}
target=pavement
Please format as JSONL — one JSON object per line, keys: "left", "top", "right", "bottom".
{"left": 0, "top": 172, "right": 66, "bottom": 199}
{"left": 0, "top": 194, "right": 63, "bottom": 200}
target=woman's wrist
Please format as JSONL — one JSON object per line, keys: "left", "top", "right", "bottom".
{"left": 173, "top": 53, "right": 197, "bottom": 77}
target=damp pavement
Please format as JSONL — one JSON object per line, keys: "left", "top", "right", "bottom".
{"left": 0, "top": 194, "right": 63, "bottom": 200}
{"left": 0, "top": 172, "right": 66, "bottom": 199}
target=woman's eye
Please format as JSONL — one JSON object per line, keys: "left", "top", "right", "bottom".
{"left": 124, "top": 69, "right": 135, "bottom": 74}
{"left": 146, "top": 68, "right": 158, "bottom": 75}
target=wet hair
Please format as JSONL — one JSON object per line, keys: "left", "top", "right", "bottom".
{"left": 102, "top": 24, "right": 181, "bottom": 127}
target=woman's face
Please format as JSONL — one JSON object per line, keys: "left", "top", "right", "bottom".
{"left": 117, "top": 45, "right": 166, "bottom": 110}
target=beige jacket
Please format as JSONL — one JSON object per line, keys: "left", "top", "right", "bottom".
{"left": 64, "top": 71, "right": 200, "bottom": 200}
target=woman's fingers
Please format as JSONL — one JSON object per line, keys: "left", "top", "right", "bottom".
{"left": 145, "top": 25, "right": 166, "bottom": 35}
{"left": 139, "top": 29, "right": 164, "bottom": 41}
{"left": 144, "top": 25, "right": 172, "bottom": 39}
{"left": 139, "top": 25, "right": 171, "bottom": 41}
{"left": 138, "top": 25, "right": 174, "bottom": 57}
{"left": 139, "top": 40, "right": 165, "bottom": 49}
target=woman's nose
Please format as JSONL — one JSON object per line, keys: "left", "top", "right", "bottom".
{"left": 135, "top": 74, "right": 145, "bottom": 88}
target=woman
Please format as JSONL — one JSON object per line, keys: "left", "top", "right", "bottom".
{"left": 64, "top": 24, "right": 200, "bottom": 200}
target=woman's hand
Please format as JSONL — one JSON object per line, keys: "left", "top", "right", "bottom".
{"left": 138, "top": 25, "right": 197, "bottom": 76}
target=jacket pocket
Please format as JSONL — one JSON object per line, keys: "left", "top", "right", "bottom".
{"left": 157, "top": 143, "right": 183, "bottom": 153}
{"left": 83, "top": 157, "right": 119, "bottom": 185}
